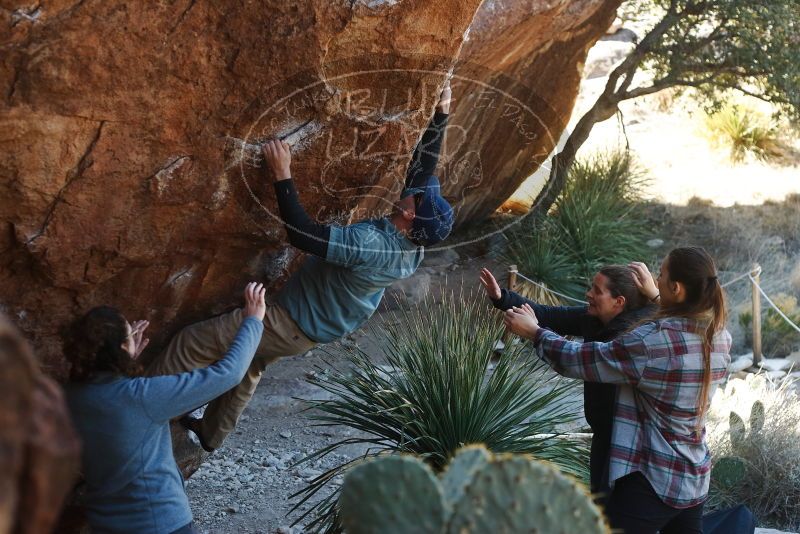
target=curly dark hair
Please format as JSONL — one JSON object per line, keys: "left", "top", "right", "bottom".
{"left": 63, "top": 306, "right": 141, "bottom": 382}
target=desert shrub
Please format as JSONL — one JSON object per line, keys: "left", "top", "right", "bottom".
{"left": 503, "top": 150, "right": 652, "bottom": 302}
{"left": 704, "top": 103, "right": 791, "bottom": 163}
{"left": 707, "top": 374, "right": 800, "bottom": 530}
{"left": 738, "top": 293, "right": 800, "bottom": 357}
{"left": 291, "top": 291, "right": 588, "bottom": 532}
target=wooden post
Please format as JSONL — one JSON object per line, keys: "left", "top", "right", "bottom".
{"left": 751, "top": 263, "right": 762, "bottom": 365}
{"left": 508, "top": 264, "right": 518, "bottom": 294}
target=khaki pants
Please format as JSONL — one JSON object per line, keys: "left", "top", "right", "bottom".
{"left": 147, "top": 304, "right": 317, "bottom": 449}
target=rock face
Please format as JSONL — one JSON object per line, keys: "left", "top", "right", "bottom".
{"left": 446, "top": 0, "right": 623, "bottom": 222}
{"left": 1, "top": 0, "right": 619, "bottom": 374}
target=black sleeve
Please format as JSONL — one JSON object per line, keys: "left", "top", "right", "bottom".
{"left": 491, "top": 289, "right": 588, "bottom": 336}
{"left": 273, "top": 179, "right": 331, "bottom": 258}
{"left": 405, "top": 111, "right": 449, "bottom": 190}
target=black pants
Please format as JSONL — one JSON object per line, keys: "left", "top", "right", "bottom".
{"left": 605, "top": 472, "right": 704, "bottom": 534}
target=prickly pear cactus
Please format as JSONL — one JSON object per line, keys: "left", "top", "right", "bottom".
{"left": 749, "top": 400, "right": 765, "bottom": 436}
{"left": 729, "top": 411, "right": 747, "bottom": 451}
{"left": 712, "top": 456, "right": 747, "bottom": 490}
{"left": 339, "top": 455, "right": 446, "bottom": 534}
{"left": 447, "top": 455, "right": 608, "bottom": 534}
{"left": 338, "top": 448, "right": 609, "bottom": 534}
{"left": 440, "top": 445, "right": 490, "bottom": 508}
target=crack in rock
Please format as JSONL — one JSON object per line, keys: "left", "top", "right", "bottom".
{"left": 25, "top": 121, "right": 105, "bottom": 245}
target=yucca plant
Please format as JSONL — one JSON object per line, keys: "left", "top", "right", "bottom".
{"left": 739, "top": 293, "right": 800, "bottom": 357}
{"left": 704, "top": 103, "right": 788, "bottom": 163}
{"left": 502, "top": 218, "right": 587, "bottom": 305}
{"left": 552, "top": 150, "right": 650, "bottom": 281}
{"left": 290, "top": 290, "right": 588, "bottom": 533}
{"left": 503, "top": 150, "right": 651, "bottom": 303}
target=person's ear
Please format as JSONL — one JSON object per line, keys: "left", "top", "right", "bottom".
{"left": 671, "top": 280, "right": 685, "bottom": 302}
{"left": 615, "top": 295, "right": 626, "bottom": 312}
{"left": 402, "top": 207, "right": 415, "bottom": 222}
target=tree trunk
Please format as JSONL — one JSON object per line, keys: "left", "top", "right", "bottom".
{"left": 531, "top": 96, "right": 619, "bottom": 216}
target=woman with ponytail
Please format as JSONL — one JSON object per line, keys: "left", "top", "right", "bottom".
{"left": 504, "top": 247, "right": 731, "bottom": 533}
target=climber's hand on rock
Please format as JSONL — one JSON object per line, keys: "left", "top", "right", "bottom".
{"left": 243, "top": 282, "right": 267, "bottom": 321}
{"left": 262, "top": 139, "right": 292, "bottom": 182}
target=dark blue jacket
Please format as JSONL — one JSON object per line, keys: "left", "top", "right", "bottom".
{"left": 492, "top": 288, "right": 656, "bottom": 496}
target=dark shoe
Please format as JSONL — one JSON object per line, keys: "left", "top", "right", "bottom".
{"left": 179, "top": 415, "right": 215, "bottom": 453}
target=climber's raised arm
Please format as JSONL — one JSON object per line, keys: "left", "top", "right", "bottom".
{"left": 404, "top": 80, "right": 451, "bottom": 192}
{"left": 262, "top": 139, "right": 330, "bottom": 258}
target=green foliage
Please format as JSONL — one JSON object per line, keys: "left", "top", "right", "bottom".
{"left": 291, "top": 291, "right": 588, "bottom": 532}
{"left": 505, "top": 150, "right": 651, "bottom": 301}
{"left": 739, "top": 293, "right": 800, "bottom": 357}
{"left": 619, "top": 0, "right": 800, "bottom": 121}
{"left": 704, "top": 103, "right": 791, "bottom": 162}
{"left": 550, "top": 151, "right": 650, "bottom": 280}
{"left": 503, "top": 219, "right": 587, "bottom": 305}
{"left": 338, "top": 447, "right": 609, "bottom": 534}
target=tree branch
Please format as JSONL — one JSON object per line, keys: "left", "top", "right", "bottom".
{"left": 672, "top": 78, "right": 778, "bottom": 104}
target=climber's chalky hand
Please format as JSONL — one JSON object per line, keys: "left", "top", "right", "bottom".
{"left": 262, "top": 139, "right": 292, "bottom": 182}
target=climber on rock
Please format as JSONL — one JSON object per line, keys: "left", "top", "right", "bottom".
{"left": 147, "top": 81, "right": 454, "bottom": 452}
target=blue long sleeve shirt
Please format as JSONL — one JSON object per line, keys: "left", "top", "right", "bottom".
{"left": 66, "top": 316, "right": 264, "bottom": 534}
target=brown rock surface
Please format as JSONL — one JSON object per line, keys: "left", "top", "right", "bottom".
{"left": 1, "top": 0, "right": 619, "bottom": 374}
{"left": 445, "top": 0, "right": 623, "bottom": 222}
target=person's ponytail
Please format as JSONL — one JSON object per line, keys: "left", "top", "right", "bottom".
{"left": 697, "top": 276, "right": 727, "bottom": 424}
{"left": 657, "top": 247, "right": 727, "bottom": 432}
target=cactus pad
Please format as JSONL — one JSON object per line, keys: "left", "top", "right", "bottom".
{"left": 729, "top": 411, "right": 747, "bottom": 451}
{"left": 446, "top": 455, "right": 608, "bottom": 534}
{"left": 339, "top": 455, "right": 446, "bottom": 534}
{"left": 712, "top": 456, "right": 747, "bottom": 489}
{"left": 749, "top": 400, "right": 765, "bottom": 436}
{"left": 440, "top": 445, "right": 491, "bottom": 508}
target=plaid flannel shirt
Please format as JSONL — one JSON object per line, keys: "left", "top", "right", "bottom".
{"left": 533, "top": 317, "right": 731, "bottom": 508}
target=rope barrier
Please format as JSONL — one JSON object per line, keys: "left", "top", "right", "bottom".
{"left": 749, "top": 274, "right": 800, "bottom": 335}
{"left": 513, "top": 271, "right": 589, "bottom": 305}
{"left": 720, "top": 270, "right": 753, "bottom": 289}
{"left": 513, "top": 265, "right": 761, "bottom": 306}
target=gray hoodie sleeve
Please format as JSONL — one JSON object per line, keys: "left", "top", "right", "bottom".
{"left": 138, "top": 317, "right": 264, "bottom": 423}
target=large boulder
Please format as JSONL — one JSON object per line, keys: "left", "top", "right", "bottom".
{"left": 1, "top": 0, "right": 619, "bottom": 373}
{"left": 446, "top": 0, "right": 623, "bottom": 222}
